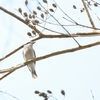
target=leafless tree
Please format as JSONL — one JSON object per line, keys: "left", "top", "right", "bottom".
{"left": 0, "top": 0, "right": 100, "bottom": 80}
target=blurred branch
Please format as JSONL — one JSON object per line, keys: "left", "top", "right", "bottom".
{"left": 90, "top": 90, "right": 95, "bottom": 100}
{"left": 34, "top": 90, "right": 60, "bottom": 100}
{"left": 1, "top": 40, "right": 100, "bottom": 80}
{"left": 0, "top": 90, "right": 20, "bottom": 100}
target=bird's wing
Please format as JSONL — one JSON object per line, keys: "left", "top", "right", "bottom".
{"left": 23, "top": 46, "right": 36, "bottom": 64}
{"left": 33, "top": 49, "right": 36, "bottom": 64}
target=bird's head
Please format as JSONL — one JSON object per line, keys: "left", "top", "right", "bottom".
{"left": 27, "top": 41, "right": 35, "bottom": 44}
{"left": 25, "top": 41, "right": 35, "bottom": 47}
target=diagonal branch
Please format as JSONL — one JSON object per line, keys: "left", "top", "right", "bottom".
{"left": 36, "top": 0, "right": 81, "bottom": 47}
{"left": 0, "top": 36, "right": 40, "bottom": 61}
{"left": 0, "top": 6, "right": 43, "bottom": 36}
{"left": 0, "top": 31, "right": 100, "bottom": 61}
{"left": 0, "top": 90, "right": 20, "bottom": 100}
{"left": 81, "top": 0, "right": 95, "bottom": 28}
{"left": 1, "top": 40, "right": 100, "bottom": 80}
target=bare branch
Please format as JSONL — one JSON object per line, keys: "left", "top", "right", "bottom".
{"left": 0, "top": 31, "right": 100, "bottom": 61}
{"left": 81, "top": 0, "right": 95, "bottom": 28}
{"left": 41, "top": 31, "right": 100, "bottom": 37}
{"left": 36, "top": 0, "right": 81, "bottom": 47}
{"left": 0, "top": 2, "right": 100, "bottom": 80}
{"left": 90, "top": 90, "right": 95, "bottom": 100}
{"left": 86, "top": 4, "right": 100, "bottom": 22}
{"left": 0, "top": 37, "right": 40, "bottom": 61}
{"left": 75, "top": 22, "right": 100, "bottom": 30}
{"left": 0, "top": 6, "right": 25, "bottom": 24}
{"left": 0, "top": 6, "right": 43, "bottom": 36}
{"left": 0, "top": 90, "right": 20, "bottom": 100}
{"left": 53, "top": 0, "right": 76, "bottom": 24}
{"left": 1, "top": 40, "right": 100, "bottom": 80}
{"left": 0, "top": 71, "right": 15, "bottom": 80}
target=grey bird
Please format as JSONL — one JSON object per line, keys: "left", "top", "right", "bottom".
{"left": 22, "top": 41, "right": 37, "bottom": 78}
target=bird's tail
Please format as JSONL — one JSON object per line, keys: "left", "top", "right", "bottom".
{"left": 32, "top": 70, "right": 38, "bottom": 79}
{"left": 27, "top": 63, "right": 38, "bottom": 78}
{"left": 32, "top": 74, "right": 37, "bottom": 79}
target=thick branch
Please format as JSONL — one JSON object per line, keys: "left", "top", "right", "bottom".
{"left": 0, "top": 31, "right": 100, "bottom": 61}
{"left": 0, "top": 6, "right": 43, "bottom": 36}
{"left": 0, "top": 62, "right": 25, "bottom": 80}
{"left": 0, "top": 5, "right": 100, "bottom": 80}
{"left": 81, "top": 0, "right": 95, "bottom": 28}
{"left": 42, "top": 31, "right": 100, "bottom": 38}
{"left": 0, "top": 6, "right": 26, "bottom": 24}
{"left": 0, "top": 6, "right": 99, "bottom": 37}
{"left": 1, "top": 40, "right": 100, "bottom": 80}
{"left": 0, "top": 36, "right": 40, "bottom": 61}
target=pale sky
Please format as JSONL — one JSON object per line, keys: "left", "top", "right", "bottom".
{"left": 0, "top": 0, "right": 100, "bottom": 100}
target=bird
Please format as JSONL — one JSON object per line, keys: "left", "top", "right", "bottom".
{"left": 22, "top": 41, "right": 37, "bottom": 78}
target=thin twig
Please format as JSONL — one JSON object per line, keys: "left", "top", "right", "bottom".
{"left": 53, "top": 0, "right": 77, "bottom": 24}
{"left": 39, "top": 20, "right": 100, "bottom": 31}
{"left": 75, "top": 22, "right": 100, "bottom": 30}
{"left": 36, "top": 0, "right": 81, "bottom": 47}
{"left": 86, "top": 4, "right": 100, "bottom": 22}
{"left": 90, "top": 90, "right": 95, "bottom": 100}
{"left": 0, "top": 90, "right": 20, "bottom": 100}
{"left": 91, "top": 0, "right": 100, "bottom": 5}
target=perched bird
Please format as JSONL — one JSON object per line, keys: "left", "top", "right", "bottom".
{"left": 22, "top": 41, "right": 37, "bottom": 78}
